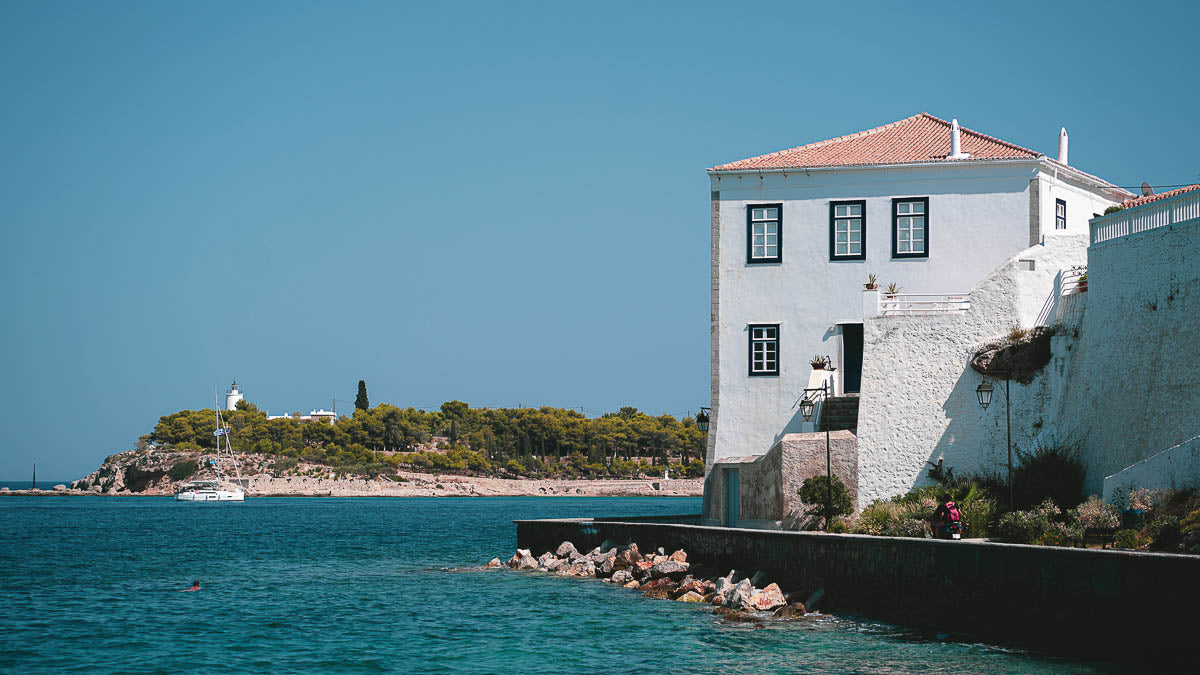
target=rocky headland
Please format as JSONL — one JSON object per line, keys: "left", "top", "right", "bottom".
{"left": 489, "top": 540, "right": 816, "bottom": 625}
{"left": 2, "top": 449, "right": 702, "bottom": 498}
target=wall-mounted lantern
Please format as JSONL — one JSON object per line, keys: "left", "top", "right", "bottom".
{"left": 975, "top": 380, "right": 995, "bottom": 409}
{"left": 696, "top": 407, "right": 711, "bottom": 432}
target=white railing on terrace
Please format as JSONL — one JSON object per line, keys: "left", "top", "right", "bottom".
{"left": 878, "top": 293, "right": 971, "bottom": 316}
{"left": 1091, "top": 188, "right": 1200, "bottom": 245}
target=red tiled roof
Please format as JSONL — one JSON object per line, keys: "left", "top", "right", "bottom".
{"left": 1120, "top": 183, "right": 1200, "bottom": 209}
{"left": 709, "top": 113, "right": 1039, "bottom": 172}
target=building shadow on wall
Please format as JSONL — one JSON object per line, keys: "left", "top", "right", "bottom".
{"left": 920, "top": 365, "right": 1015, "bottom": 491}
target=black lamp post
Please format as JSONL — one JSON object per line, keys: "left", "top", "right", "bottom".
{"left": 696, "top": 407, "right": 710, "bottom": 433}
{"left": 975, "top": 372, "right": 1013, "bottom": 507}
{"left": 799, "top": 381, "right": 833, "bottom": 529}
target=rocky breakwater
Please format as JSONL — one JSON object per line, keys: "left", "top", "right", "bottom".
{"left": 487, "top": 541, "right": 814, "bottom": 624}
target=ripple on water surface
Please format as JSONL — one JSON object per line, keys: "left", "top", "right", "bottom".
{"left": 0, "top": 497, "right": 1116, "bottom": 673}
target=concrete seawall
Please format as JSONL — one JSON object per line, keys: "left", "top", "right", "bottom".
{"left": 515, "top": 517, "right": 1198, "bottom": 659}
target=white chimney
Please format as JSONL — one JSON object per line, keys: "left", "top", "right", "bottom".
{"left": 948, "top": 119, "right": 969, "bottom": 159}
{"left": 1057, "top": 127, "right": 1069, "bottom": 165}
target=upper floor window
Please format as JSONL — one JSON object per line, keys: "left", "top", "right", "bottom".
{"left": 748, "top": 324, "right": 779, "bottom": 376}
{"left": 1055, "top": 199, "right": 1067, "bottom": 229}
{"left": 892, "top": 197, "right": 929, "bottom": 258}
{"left": 829, "top": 200, "right": 866, "bottom": 260}
{"left": 747, "top": 204, "right": 782, "bottom": 263}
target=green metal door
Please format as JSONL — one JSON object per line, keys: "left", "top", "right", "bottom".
{"left": 724, "top": 468, "right": 739, "bottom": 527}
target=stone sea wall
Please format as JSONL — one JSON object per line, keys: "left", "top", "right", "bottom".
{"left": 515, "top": 517, "right": 1199, "bottom": 660}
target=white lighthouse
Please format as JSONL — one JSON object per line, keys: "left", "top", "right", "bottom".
{"left": 225, "top": 379, "right": 244, "bottom": 411}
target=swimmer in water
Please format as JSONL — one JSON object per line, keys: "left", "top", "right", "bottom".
{"left": 180, "top": 580, "right": 200, "bottom": 592}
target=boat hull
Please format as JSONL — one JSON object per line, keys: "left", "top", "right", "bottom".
{"left": 174, "top": 490, "right": 245, "bottom": 502}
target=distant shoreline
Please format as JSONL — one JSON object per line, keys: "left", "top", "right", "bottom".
{"left": 3, "top": 473, "right": 703, "bottom": 499}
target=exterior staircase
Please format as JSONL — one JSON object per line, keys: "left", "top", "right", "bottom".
{"left": 818, "top": 396, "right": 859, "bottom": 433}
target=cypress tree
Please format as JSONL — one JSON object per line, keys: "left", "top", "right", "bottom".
{"left": 355, "top": 380, "right": 369, "bottom": 411}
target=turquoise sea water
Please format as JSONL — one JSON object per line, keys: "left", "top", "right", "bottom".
{"left": 1, "top": 497, "right": 1114, "bottom": 673}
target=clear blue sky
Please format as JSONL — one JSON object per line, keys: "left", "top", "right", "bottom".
{"left": 3, "top": 1, "right": 1197, "bottom": 479}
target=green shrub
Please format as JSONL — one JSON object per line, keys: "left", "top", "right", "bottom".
{"left": 995, "top": 499, "right": 1061, "bottom": 544}
{"left": 1071, "top": 495, "right": 1121, "bottom": 529}
{"left": 851, "top": 501, "right": 930, "bottom": 538}
{"left": 826, "top": 519, "right": 848, "bottom": 534}
{"left": 959, "top": 498, "right": 996, "bottom": 538}
{"left": 1147, "top": 516, "right": 1182, "bottom": 552}
{"left": 1114, "top": 529, "right": 1138, "bottom": 549}
{"left": 169, "top": 460, "right": 199, "bottom": 481}
{"left": 1012, "top": 444, "right": 1085, "bottom": 510}
{"left": 1180, "top": 510, "right": 1200, "bottom": 554}
{"left": 798, "top": 474, "right": 853, "bottom": 522}
{"left": 271, "top": 458, "right": 299, "bottom": 474}
{"left": 1037, "top": 521, "right": 1082, "bottom": 547}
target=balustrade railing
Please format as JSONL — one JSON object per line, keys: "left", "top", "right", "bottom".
{"left": 1091, "top": 188, "right": 1200, "bottom": 245}
{"left": 878, "top": 293, "right": 970, "bottom": 316}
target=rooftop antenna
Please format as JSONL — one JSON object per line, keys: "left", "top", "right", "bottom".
{"left": 1141, "top": 182, "right": 1154, "bottom": 197}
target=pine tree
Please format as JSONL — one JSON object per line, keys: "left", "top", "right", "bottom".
{"left": 355, "top": 380, "right": 370, "bottom": 411}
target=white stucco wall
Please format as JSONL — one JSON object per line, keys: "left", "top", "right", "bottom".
{"left": 707, "top": 160, "right": 1119, "bottom": 468}
{"left": 854, "top": 235, "right": 1090, "bottom": 506}
{"left": 1055, "top": 217, "right": 1200, "bottom": 494}
{"left": 1038, "top": 170, "right": 1118, "bottom": 239}
{"left": 1103, "top": 435, "right": 1200, "bottom": 499}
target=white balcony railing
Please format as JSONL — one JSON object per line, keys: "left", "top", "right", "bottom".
{"left": 1091, "top": 188, "right": 1200, "bottom": 246}
{"left": 878, "top": 293, "right": 971, "bottom": 316}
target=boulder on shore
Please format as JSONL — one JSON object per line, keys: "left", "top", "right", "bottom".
{"left": 774, "top": 602, "right": 807, "bottom": 619}
{"left": 726, "top": 579, "right": 755, "bottom": 610}
{"left": 747, "top": 583, "right": 786, "bottom": 611}
{"left": 610, "top": 570, "right": 632, "bottom": 584}
{"left": 649, "top": 559, "right": 689, "bottom": 579}
{"left": 555, "top": 542, "right": 579, "bottom": 558}
{"left": 668, "top": 549, "right": 687, "bottom": 563}
{"left": 485, "top": 558, "right": 503, "bottom": 569}
{"left": 676, "top": 590, "right": 705, "bottom": 603}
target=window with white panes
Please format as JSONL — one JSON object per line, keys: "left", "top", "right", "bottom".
{"left": 748, "top": 324, "right": 779, "bottom": 376}
{"left": 892, "top": 197, "right": 929, "bottom": 258}
{"left": 747, "top": 204, "right": 782, "bottom": 263}
{"left": 1055, "top": 199, "right": 1067, "bottom": 229}
{"left": 830, "top": 200, "right": 866, "bottom": 260}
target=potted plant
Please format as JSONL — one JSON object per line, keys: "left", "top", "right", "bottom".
{"left": 1077, "top": 273, "right": 1088, "bottom": 292}
{"left": 885, "top": 282, "right": 903, "bottom": 298}
{"left": 810, "top": 354, "right": 830, "bottom": 370}
{"left": 864, "top": 273, "right": 878, "bottom": 290}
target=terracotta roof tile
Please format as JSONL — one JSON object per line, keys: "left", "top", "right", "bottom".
{"left": 709, "top": 113, "right": 1039, "bottom": 172}
{"left": 1120, "top": 183, "right": 1200, "bottom": 209}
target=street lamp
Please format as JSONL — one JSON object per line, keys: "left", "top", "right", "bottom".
{"left": 975, "top": 372, "right": 1013, "bottom": 507}
{"left": 696, "top": 407, "right": 711, "bottom": 432}
{"left": 799, "top": 381, "right": 834, "bottom": 529}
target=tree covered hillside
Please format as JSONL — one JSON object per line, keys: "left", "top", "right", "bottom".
{"left": 150, "top": 401, "right": 707, "bottom": 479}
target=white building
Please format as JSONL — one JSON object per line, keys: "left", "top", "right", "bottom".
{"left": 225, "top": 380, "right": 244, "bottom": 411}
{"left": 703, "top": 113, "right": 1130, "bottom": 523}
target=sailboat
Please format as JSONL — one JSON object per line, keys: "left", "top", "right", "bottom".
{"left": 175, "top": 397, "right": 246, "bottom": 502}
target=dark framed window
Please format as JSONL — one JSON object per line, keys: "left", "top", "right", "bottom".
{"left": 829, "top": 200, "right": 866, "bottom": 260}
{"left": 892, "top": 197, "right": 929, "bottom": 258}
{"left": 748, "top": 324, "right": 779, "bottom": 376}
{"left": 746, "top": 204, "right": 782, "bottom": 263}
{"left": 1055, "top": 199, "right": 1067, "bottom": 230}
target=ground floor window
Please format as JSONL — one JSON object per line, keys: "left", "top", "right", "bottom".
{"left": 748, "top": 324, "right": 779, "bottom": 376}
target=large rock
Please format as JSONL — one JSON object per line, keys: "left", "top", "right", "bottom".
{"left": 537, "top": 552, "right": 558, "bottom": 569}
{"left": 622, "top": 579, "right": 640, "bottom": 589}
{"left": 725, "top": 579, "right": 755, "bottom": 609}
{"left": 515, "top": 551, "right": 539, "bottom": 570}
{"left": 747, "top": 583, "right": 787, "bottom": 611}
{"left": 507, "top": 549, "right": 531, "bottom": 568}
{"left": 597, "top": 557, "right": 615, "bottom": 577}
{"left": 774, "top": 602, "right": 807, "bottom": 619}
{"left": 650, "top": 559, "right": 689, "bottom": 579}
{"left": 560, "top": 560, "right": 595, "bottom": 577}
{"left": 673, "top": 577, "right": 704, "bottom": 598}
{"left": 676, "top": 591, "right": 705, "bottom": 603}
{"left": 610, "top": 570, "right": 632, "bottom": 584}
{"left": 641, "top": 577, "right": 677, "bottom": 591}
{"left": 616, "top": 543, "right": 642, "bottom": 564}
{"left": 555, "top": 541, "right": 579, "bottom": 558}
{"left": 485, "top": 558, "right": 503, "bottom": 569}
{"left": 668, "top": 549, "right": 687, "bottom": 563}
